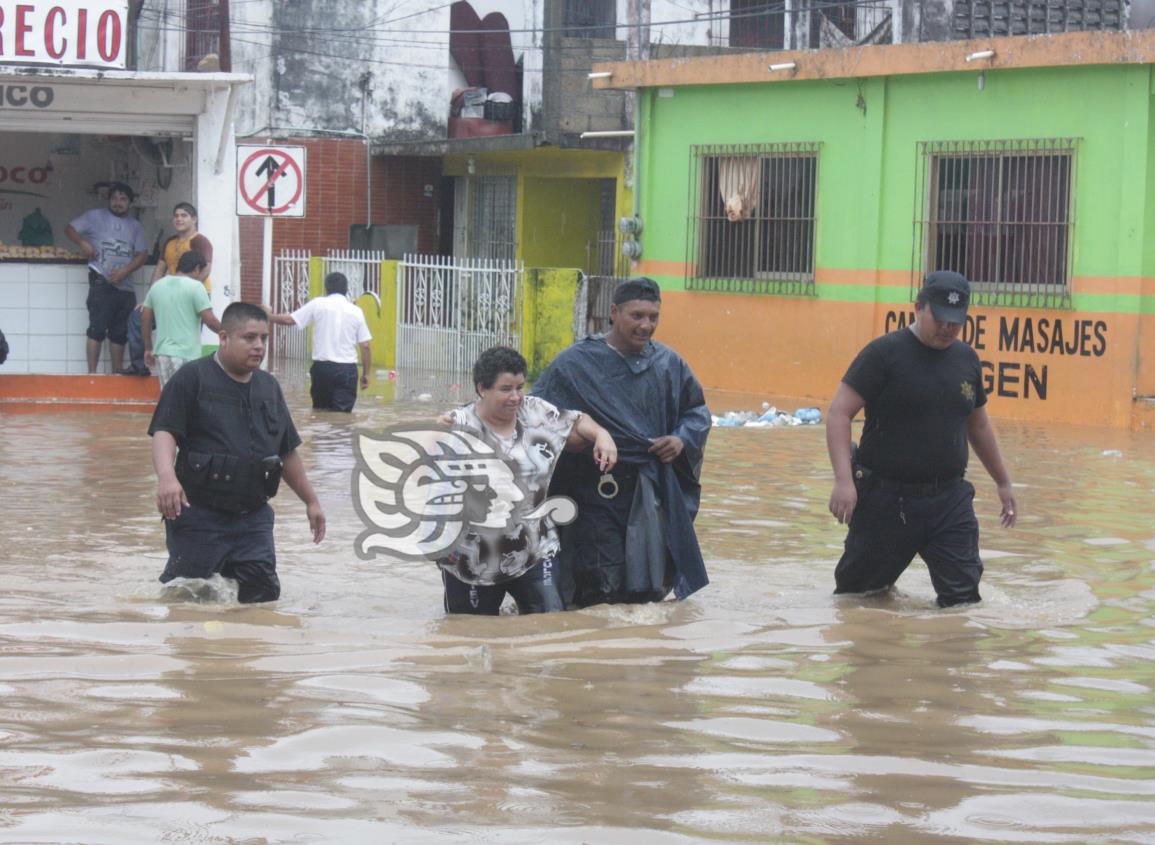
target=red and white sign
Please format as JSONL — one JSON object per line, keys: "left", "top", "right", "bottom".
{"left": 0, "top": 1, "right": 129, "bottom": 69}
{"left": 236, "top": 145, "right": 307, "bottom": 218}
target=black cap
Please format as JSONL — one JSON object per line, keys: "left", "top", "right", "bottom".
{"left": 612, "top": 277, "right": 661, "bottom": 305}
{"left": 923, "top": 271, "right": 970, "bottom": 323}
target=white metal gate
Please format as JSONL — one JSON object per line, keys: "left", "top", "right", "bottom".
{"left": 272, "top": 249, "right": 388, "bottom": 362}
{"left": 272, "top": 249, "right": 311, "bottom": 362}
{"left": 322, "top": 250, "right": 386, "bottom": 301}
{"left": 396, "top": 254, "right": 523, "bottom": 398}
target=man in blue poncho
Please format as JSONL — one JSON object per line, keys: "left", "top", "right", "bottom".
{"left": 533, "top": 277, "right": 711, "bottom": 607}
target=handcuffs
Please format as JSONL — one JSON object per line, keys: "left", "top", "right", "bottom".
{"left": 597, "top": 472, "right": 620, "bottom": 499}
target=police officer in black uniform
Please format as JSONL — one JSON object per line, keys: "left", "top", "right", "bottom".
{"left": 148, "top": 301, "right": 325, "bottom": 603}
{"left": 826, "top": 271, "right": 1017, "bottom": 607}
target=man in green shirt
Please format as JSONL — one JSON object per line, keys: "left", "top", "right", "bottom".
{"left": 142, "top": 250, "right": 221, "bottom": 387}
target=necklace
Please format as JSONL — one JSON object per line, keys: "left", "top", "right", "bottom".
{"left": 603, "top": 335, "right": 628, "bottom": 356}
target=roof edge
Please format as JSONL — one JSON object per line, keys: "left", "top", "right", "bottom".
{"left": 592, "top": 29, "right": 1155, "bottom": 89}
{"left": 0, "top": 66, "right": 252, "bottom": 86}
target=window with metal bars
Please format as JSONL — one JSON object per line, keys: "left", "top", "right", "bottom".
{"left": 564, "top": 0, "right": 616, "bottom": 38}
{"left": 913, "top": 139, "right": 1075, "bottom": 308}
{"left": 468, "top": 176, "right": 518, "bottom": 261}
{"left": 730, "top": 0, "right": 786, "bottom": 49}
{"left": 687, "top": 143, "right": 819, "bottom": 295}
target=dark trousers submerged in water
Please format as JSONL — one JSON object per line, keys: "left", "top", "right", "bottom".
{"left": 442, "top": 556, "right": 565, "bottom": 615}
{"left": 558, "top": 461, "right": 675, "bottom": 608}
{"left": 835, "top": 476, "right": 983, "bottom": 607}
{"left": 160, "top": 503, "right": 280, "bottom": 603}
{"left": 309, "top": 361, "right": 358, "bottom": 412}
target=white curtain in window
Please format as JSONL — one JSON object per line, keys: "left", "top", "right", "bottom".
{"left": 718, "top": 155, "right": 760, "bottom": 222}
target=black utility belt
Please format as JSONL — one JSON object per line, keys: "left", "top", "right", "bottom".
{"left": 177, "top": 451, "right": 283, "bottom": 514}
{"left": 858, "top": 467, "right": 964, "bottom": 498}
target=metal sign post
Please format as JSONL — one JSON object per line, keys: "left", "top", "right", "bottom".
{"left": 237, "top": 144, "right": 307, "bottom": 366}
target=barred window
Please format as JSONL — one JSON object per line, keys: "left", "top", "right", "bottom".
{"left": 563, "top": 0, "right": 615, "bottom": 38}
{"left": 730, "top": 0, "right": 785, "bottom": 49}
{"left": 687, "top": 143, "right": 819, "bottom": 295}
{"left": 914, "top": 139, "right": 1075, "bottom": 308}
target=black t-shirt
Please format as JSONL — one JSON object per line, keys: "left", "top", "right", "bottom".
{"left": 148, "top": 355, "right": 301, "bottom": 460}
{"left": 843, "top": 327, "right": 986, "bottom": 483}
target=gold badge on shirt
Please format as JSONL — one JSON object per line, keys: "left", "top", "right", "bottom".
{"left": 960, "top": 381, "right": 975, "bottom": 403}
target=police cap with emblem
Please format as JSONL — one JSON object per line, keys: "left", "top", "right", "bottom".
{"left": 922, "top": 270, "right": 970, "bottom": 324}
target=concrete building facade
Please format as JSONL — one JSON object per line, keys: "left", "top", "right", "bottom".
{"left": 594, "top": 30, "right": 1155, "bottom": 427}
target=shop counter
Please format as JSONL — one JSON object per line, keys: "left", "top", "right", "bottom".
{"left": 0, "top": 261, "right": 149, "bottom": 375}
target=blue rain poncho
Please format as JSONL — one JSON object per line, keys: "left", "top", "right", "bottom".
{"left": 533, "top": 336, "right": 712, "bottom": 602}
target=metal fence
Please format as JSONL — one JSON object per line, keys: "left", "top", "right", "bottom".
{"left": 686, "top": 142, "right": 820, "bottom": 296}
{"left": 271, "top": 248, "right": 388, "bottom": 363}
{"left": 322, "top": 250, "right": 388, "bottom": 301}
{"left": 587, "top": 229, "right": 631, "bottom": 279}
{"left": 396, "top": 254, "right": 523, "bottom": 400}
{"left": 272, "top": 249, "right": 312, "bottom": 362}
{"left": 912, "top": 138, "right": 1076, "bottom": 308}
{"left": 582, "top": 275, "right": 620, "bottom": 337}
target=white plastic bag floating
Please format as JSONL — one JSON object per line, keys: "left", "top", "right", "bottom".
{"left": 711, "top": 405, "right": 822, "bottom": 429}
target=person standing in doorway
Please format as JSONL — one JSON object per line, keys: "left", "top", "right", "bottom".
{"left": 126, "top": 202, "right": 214, "bottom": 375}
{"left": 826, "top": 271, "right": 1018, "bottom": 607}
{"left": 264, "top": 272, "right": 372, "bottom": 412}
{"left": 66, "top": 183, "right": 149, "bottom": 374}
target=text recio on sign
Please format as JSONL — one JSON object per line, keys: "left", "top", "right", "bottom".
{"left": 0, "top": 2, "right": 128, "bottom": 68}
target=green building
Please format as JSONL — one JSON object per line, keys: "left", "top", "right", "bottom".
{"left": 596, "top": 30, "right": 1155, "bottom": 428}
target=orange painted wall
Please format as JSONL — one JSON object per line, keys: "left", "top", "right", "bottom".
{"left": 658, "top": 289, "right": 1140, "bottom": 428}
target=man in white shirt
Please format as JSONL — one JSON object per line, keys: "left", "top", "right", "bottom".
{"left": 265, "top": 272, "right": 372, "bottom": 412}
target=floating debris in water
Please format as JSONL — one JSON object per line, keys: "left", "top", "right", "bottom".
{"left": 713, "top": 403, "right": 822, "bottom": 428}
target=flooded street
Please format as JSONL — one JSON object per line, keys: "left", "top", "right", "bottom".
{"left": 1, "top": 380, "right": 1154, "bottom": 844}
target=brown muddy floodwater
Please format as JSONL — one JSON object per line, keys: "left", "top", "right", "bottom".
{"left": 1, "top": 377, "right": 1154, "bottom": 845}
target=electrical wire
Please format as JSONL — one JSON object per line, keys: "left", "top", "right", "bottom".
{"left": 138, "top": 0, "right": 888, "bottom": 39}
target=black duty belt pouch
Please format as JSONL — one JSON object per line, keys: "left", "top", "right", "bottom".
{"left": 260, "top": 455, "right": 284, "bottom": 498}
{"left": 850, "top": 442, "right": 872, "bottom": 492}
{"left": 177, "top": 451, "right": 269, "bottom": 514}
